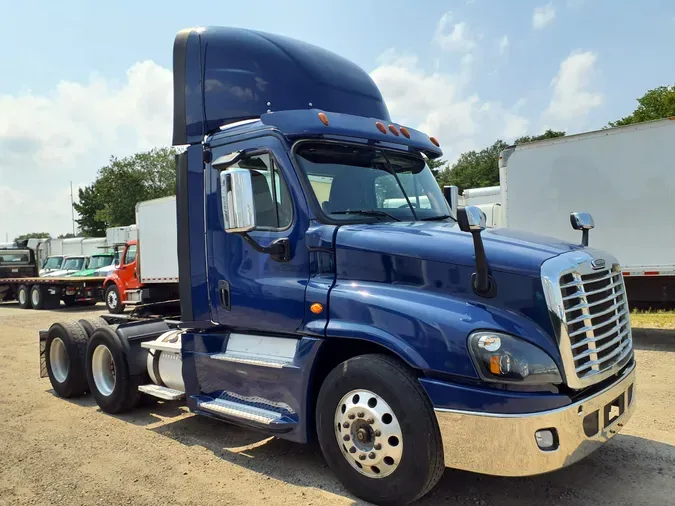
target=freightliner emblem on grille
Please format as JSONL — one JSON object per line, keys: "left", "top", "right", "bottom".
{"left": 591, "top": 258, "right": 606, "bottom": 270}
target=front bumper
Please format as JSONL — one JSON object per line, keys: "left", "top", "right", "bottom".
{"left": 435, "top": 362, "right": 636, "bottom": 476}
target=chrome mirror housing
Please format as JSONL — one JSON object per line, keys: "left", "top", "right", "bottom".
{"left": 570, "top": 212, "right": 594, "bottom": 246}
{"left": 458, "top": 205, "right": 487, "bottom": 233}
{"left": 220, "top": 168, "right": 256, "bottom": 233}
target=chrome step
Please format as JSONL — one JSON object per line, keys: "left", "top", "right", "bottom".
{"left": 210, "top": 351, "right": 295, "bottom": 369}
{"left": 197, "top": 398, "right": 282, "bottom": 424}
{"left": 138, "top": 384, "right": 185, "bottom": 400}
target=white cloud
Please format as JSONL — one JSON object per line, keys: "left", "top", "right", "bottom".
{"left": 544, "top": 51, "right": 603, "bottom": 127}
{"left": 0, "top": 61, "right": 173, "bottom": 240}
{"left": 498, "top": 35, "right": 510, "bottom": 54}
{"left": 434, "top": 12, "right": 476, "bottom": 53}
{"left": 370, "top": 51, "right": 529, "bottom": 163}
{"left": 533, "top": 3, "right": 556, "bottom": 30}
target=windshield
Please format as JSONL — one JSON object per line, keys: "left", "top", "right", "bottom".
{"left": 0, "top": 250, "right": 31, "bottom": 265}
{"left": 43, "top": 256, "right": 63, "bottom": 269}
{"left": 295, "top": 143, "right": 451, "bottom": 222}
{"left": 62, "top": 257, "right": 85, "bottom": 271}
{"left": 88, "top": 255, "right": 114, "bottom": 269}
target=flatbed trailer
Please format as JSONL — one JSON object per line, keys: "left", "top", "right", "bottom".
{"left": 1, "top": 276, "right": 106, "bottom": 310}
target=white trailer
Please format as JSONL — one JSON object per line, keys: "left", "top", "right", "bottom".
{"left": 498, "top": 117, "right": 675, "bottom": 306}
{"left": 459, "top": 186, "right": 502, "bottom": 228}
{"left": 135, "top": 196, "right": 179, "bottom": 284}
{"left": 82, "top": 238, "right": 108, "bottom": 256}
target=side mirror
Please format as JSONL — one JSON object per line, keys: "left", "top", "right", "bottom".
{"left": 457, "top": 205, "right": 487, "bottom": 233}
{"left": 212, "top": 150, "right": 245, "bottom": 171}
{"left": 220, "top": 168, "right": 256, "bottom": 233}
{"left": 570, "top": 212, "right": 594, "bottom": 246}
{"left": 443, "top": 185, "right": 459, "bottom": 220}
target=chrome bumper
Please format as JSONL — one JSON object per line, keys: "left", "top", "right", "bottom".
{"left": 435, "top": 363, "right": 636, "bottom": 476}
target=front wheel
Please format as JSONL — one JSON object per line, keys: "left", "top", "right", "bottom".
{"left": 316, "top": 355, "right": 445, "bottom": 505}
{"left": 105, "top": 284, "right": 123, "bottom": 314}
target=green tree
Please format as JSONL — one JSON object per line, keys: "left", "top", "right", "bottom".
{"left": 436, "top": 130, "right": 565, "bottom": 192}
{"left": 609, "top": 85, "right": 675, "bottom": 127}
{"left": 14, "top": 232, "right": 51, "bottom": 242}
{"left": 57, "top": 233, "right": 77, "bottom": 239}
{"left": 74, "top": 147, "right": 178, "bottom": 232}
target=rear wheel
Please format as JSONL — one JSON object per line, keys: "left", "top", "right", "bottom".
{"left": 86, "top": 327, "right": 141, "bottom": 413}
{"left": 105, "top": 284, "right": 123, "bottom": 314}
{"left": 78, "top": 317, "right": 109, "bottom": 338}
{"left": 17, "top": 285, "right": 31, "bottom": 309}
{"left": 30, "top": 285, "right": 44, "bottom": 310}
{"left": 316, "top": 355, "right": 445, "bottom": 505}
{"left": 45, "top": 321, "right": 90, "bottom": 397}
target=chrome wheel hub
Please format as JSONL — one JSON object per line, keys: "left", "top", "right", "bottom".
{"left": 107, "top": 290, "right": 117, "bottom": 308}
{"left": 19, "top": 289, "right": 26, "bottom": 305}
{"left": 49, "top": 338, "right": 69, "bottom": 383}
{"left": 31, "top": 289, "right": 39, "bottom": 307}
{"left": 92, "top": 344, "right": 116, "bottom": 396}
{"left": 334, "top": 389, "right": 403, "bottom": 478}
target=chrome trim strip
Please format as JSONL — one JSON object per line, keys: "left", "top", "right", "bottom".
{"left": 435, "top": 363, "right": 636, "bottom": 476}
{"left": 541, "top": 250, "right": 634, "bottom": 389}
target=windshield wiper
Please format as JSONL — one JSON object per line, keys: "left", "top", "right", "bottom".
{"left": 420, "top": 214, "right": 453, "bottom": 221}
{"left": 330, "top": 210, "right": 401, "bottom": 222}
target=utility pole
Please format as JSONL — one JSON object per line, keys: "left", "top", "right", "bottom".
{"left": 70, "top": 181, "right": 75, "bottom": 235}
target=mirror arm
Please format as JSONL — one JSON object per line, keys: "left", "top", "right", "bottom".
{"left": 471, "top": 231, "right": 490, "bottom": 294}
{"left": 582, "top": 229, "right": 589, "bottom": 247}
{"left": 240, "top": 234, "right": 290, "bottom": 262}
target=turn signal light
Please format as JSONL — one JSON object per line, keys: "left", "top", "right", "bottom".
{"left": 310, "top": 303, "right": 324, "bottom": 314}
{"left": 318, "top": 112, "right": 329, "bottom": 125}
{"left": 376, "top": 121, "right": 387, "bottom": 134}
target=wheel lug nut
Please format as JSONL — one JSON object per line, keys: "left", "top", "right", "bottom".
{"left": 343, "top": 435, "right": 350, "bottom": 441}
{"left": 343, "top": 422, "right": 350, "bottom": 428}
{"left": 357, "top": 412, "right": 364, "bottom": 418}
{"left": 374, "top": 443, "right": 382, "bottom": 450}
{"left": 348, "top": 414, "right": 355, "bottom": 420}
{"left": 369, "top": 452, "right": 376, "bottom": 459}
{"left": 359, "top": 454, "right": 366, "bottom": 461}
{"left": 366, "top": 418, "right": 374, "bottom": 424}
{"left": 349, "top": 447, "right": 356, "bottom": 454}
{"left": 374, "top": 430, "right": 381, "bottom": 437}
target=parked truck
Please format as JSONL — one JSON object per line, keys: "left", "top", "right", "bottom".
{"left": 38, "top": 27, "right": 636, "bottom": 505}
{"left": 497, "top": 117, "right": 675, "bottom": 307}
{"left": 102, "top": 196, "right": 179, "bottom": 314}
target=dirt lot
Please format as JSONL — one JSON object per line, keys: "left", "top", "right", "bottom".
{"left": 0, "top": 303, "right": 673, "bottom": 506}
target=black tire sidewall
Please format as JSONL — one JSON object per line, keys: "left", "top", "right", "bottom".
{"left": 85, "top": 328, "right": 136, "bottom": 413}
{"left": 45, "top": 323, "right": 88, "bottom": 397}
{"left": 316, "top": 355, "right": 443, "bottom": 505}
{"left": 105, "top": 285, "right": 122, "bottom": 314}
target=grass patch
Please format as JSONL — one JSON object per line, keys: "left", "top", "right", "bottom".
{"left": 630, "top": 309, "right": 675, "bottom": 329}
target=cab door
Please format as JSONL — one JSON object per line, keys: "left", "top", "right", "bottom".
{"left": 205, "top": 135, "right": 310, "bottom": 333}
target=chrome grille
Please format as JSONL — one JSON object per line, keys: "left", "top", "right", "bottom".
{"left": 541, "top": 252, "right": 633, "bottom": 389}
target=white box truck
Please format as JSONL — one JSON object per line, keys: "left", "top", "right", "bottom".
{"left": 497, "top": 117, "right": 675, "bottom": 306}
{"left": 459, "top": 186, "right": 502, "bottom": 228}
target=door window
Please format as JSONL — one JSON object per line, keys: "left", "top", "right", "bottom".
{"left": 124, "top": 245, "right": 137, "bottom": 265}
{"left": 230, "top": 154, "right": 292, "bottom": 229}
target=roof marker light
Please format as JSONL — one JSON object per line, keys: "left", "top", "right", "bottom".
{"left": 400, "top": 126, "right": 411, "bottom": 138}
{"left": 376, "top": 121, "right": 387, "bottom": 134}
{"left": 318, "top": 112, "right": 329, "bottom": 125}
{"left": 430, "top": 136, "right": 440, "bottom": 147}
{"left": 388, "top": 125, "right": 399, "bottom": 136}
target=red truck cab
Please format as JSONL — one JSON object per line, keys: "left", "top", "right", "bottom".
{"left": 103, "top": 241, "right": 138, "bottom": 313}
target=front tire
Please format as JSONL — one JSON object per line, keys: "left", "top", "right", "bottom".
{"left": 45, "top": 321, "right": 90, "bottom": 397}
{"left": 17, "top": 285, "right": 31, "bottom": 309}
{"left": 85, "top": 327, "right": 141, "bottom": 414}
{"left": 316, "top": 355, "right": 445, "bottom": 505}
{"left": 105, "top": 284, "right": 123, "bottom": 314}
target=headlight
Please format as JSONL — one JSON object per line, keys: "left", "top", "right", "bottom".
{"left": 468, "top": 331, "right": 562, "bottom": 385}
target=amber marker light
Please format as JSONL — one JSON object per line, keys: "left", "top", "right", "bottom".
{"left": 310, "top": 303, "right": 324, "bottom": 314}
{"left": 399, "top": 126, "right": 411, "bottom": 138}
{"left": 429, "top": 136, "right": 440, "bottom": 147}
{"left": 318, "top": 112, "right": 329, "bottom": 125}
{"left": 388, "top": 125, "right": 399, "bottom": 136}
{"left": 376, "top": 121, "right": 387, "bottom": 134}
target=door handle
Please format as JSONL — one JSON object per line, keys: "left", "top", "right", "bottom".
{"left": 218, "top": 280, "right": 231, "bottom": 310}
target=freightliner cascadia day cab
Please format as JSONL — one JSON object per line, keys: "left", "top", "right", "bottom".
{"left": 39, "top": 27, "right": 636, "bottom": 505}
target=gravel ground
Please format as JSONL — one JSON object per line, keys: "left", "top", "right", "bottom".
{"left": 0, "top": 302, "right": 673, "bottom": 506}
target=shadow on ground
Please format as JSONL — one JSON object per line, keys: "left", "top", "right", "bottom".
{"left": 631, "top": 327, "right": 675, "bottom": 352}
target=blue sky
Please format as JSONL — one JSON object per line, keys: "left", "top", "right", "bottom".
{"left": 1, "top": 0, "right": 674, "bottom": 239}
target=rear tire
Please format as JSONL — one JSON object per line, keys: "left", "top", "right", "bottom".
{"left": 78, "top": 317, "right": 109, "bottom": 338}
{"left": 17, "top": 285, "right": 31, "bottom": 309}
{"left": 85, "top": 327, "right": 142, "bottom": 414}
{"left": 316, "top": 355, "right": 445, "bottom": 505}
{"left": 45, "top": 321, "right": 90, "bottom": 397}
{"left": 30, "top": 285, "right": 44, "bottom": 310}
{"left": 105, "top": 284, "right": 123, "bottom": 314}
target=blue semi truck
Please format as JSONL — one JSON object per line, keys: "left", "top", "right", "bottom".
{"left": 39, "top": 27, "right": 636, "bottom": 505}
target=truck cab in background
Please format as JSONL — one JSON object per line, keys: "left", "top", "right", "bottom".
{"left": 39, "top": 27, "right": 637, "bottom": 506}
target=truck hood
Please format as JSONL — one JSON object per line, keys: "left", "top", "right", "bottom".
{"left": 69, "top": 265, "right": 115, "bottom": 278}
{"left": 41, "top": 269, "right": 78, "bottom": 278}
{"left": 335, "top": 221, "right": 586, "bottom": 278}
